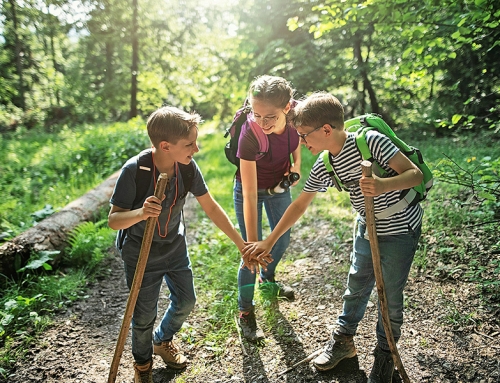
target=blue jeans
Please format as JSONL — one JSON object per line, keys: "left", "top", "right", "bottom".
{"left": 337, "top": 220, "right": 421, "bottom": 351}
{"left": 122, "top": 236, "right": 196, "bottom": 364}
{"left": 234, "top": 180, "right": 292, "bottom": 312}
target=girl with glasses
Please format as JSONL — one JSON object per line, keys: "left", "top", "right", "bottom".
{"left": 233, "top": 75, "right": 301, "bottom": 342}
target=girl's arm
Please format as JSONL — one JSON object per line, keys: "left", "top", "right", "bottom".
{"left": 239, "top": 159, "right": 259, "bottom": 242}
{"left": 289, "top": 143, "right": 302, "bottom": 185}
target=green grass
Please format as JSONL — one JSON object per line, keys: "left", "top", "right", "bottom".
{"left": 0, "top": 119, "right": 150, "bottom": 240}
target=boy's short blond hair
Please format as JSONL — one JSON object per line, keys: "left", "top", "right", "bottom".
{"left": 293, "top": 92, "right": 344, "bottom": 131}
{"left": 147, "top": 106, "right": 201, "bottom": 147}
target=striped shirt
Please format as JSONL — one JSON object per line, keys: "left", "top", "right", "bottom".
{"left": 303, "top": 131, "right": 423, "bottom": 235}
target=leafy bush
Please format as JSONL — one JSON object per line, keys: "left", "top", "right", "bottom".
{"left": 434, "top": 155, "right": 500, "bottom": 218}
{"left": 65, "top": 219, "right": 116, "bottom": 271}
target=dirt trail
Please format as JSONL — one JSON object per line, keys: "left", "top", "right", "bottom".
{"left": 3, "top": 196, "right": 500, "bottom": 383}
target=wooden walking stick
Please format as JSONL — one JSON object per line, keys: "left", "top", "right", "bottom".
{"left": 361, "top": 160, "right": 411, "bottom": 383}
{"left": 107, "top": 173, "right": 169, "bottom": 383}
{"left": 276, "top": 349, "right": 322, "bottom": 377}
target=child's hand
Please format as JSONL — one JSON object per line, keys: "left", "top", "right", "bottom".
{"left": 141, "top": 195, "right": 163, "bottom": 220}
{"left": 288, "top": 164, "right": 301, "bottom": 186}
{"left": 359, "top": 174, "right": 385, "bottom": 197}
{"left": 241, "top": 243, "right": 273, "bottom": 273}
{"left": 242, "top": 260, "right": 260, "bottom": 274}
{"left": 243, "top": 240, "right": 273, "bottom": 260}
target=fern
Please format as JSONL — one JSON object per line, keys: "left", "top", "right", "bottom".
{"left": 65, "top": 219, "right": 115, "bottom": 270}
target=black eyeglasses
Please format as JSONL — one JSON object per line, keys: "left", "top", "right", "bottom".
{"left": 297, "top": 125, "right": 323, "bottom": 144}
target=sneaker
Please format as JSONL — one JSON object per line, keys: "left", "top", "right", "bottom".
{"left": 313, "top": 332, "right": 357, "bottom": 371}
{"left": 259, "top": 277, "right": 295, "bottom": 300}
{"left": 238, "top": 309, "right": 265, "bottom": 342}
{"left": 153, "top": 339, "right": 187, "bottom": 369}
{"left": 367, "top": 346, "right": 394, "bottom": 383}
{"left": 133, "top": 360, "right": 153, "bottom": 383}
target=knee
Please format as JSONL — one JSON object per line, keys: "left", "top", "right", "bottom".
{"left": 177, "top": 295, "right": 196, "bottom": 315}
{"left": 133, "top": 310, "right": 157, "bottom": 330}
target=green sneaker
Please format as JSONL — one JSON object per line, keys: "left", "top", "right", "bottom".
{"left": 259, "top": 277, "right": 295, "bottom": 300}
{"left": 313, "top": 332, "right": 357, "bottom": 371}
{"left": 238, "top": 309, "right": 265, "bottom": 342}
{"left": 367, "top": 346, "right": 394, "bottom": 383}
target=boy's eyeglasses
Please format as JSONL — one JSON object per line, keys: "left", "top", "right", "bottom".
{"left": 249, "top": 112, "right": 280, "bottom": 127}
{"left": 297, "top": 125, "right": 323, "bottom": 144}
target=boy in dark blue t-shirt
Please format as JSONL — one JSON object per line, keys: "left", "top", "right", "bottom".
{"left": 109, "top": 106, "right": 269, "bottom": 383}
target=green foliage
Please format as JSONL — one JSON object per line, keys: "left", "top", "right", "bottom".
{"left": 285, "top": 0, "right": 500, "bottom": 133}
{"left": 0, "top": 269, "right": 89, "bottom": 371}
{"left": 2, "top": 0, "right": 500, "bottom": 140}
{"left": 434, "top": 155, "right": 500, "bottom": 214}
{"left": 0, "top": 211, "right": 114, "bottom": 372}
{"left": 0, "top": 119, "right": 149, "bottom": 240}
{"left": 405, "top": 133, "right": 500, "bottom": 304}
{"left": 65, "top": 220, "right": 116, "bottom": 271}
{"left": 17, "top": 251, "right": 59, "bottom": 273}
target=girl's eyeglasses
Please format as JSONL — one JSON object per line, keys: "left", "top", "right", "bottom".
{"left": 249, "top": 112, "right": 280, "bottom": 127}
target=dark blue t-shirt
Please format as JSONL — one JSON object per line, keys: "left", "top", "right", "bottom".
{"left": 110, "top": 154, "right": 208, "bottom": 265}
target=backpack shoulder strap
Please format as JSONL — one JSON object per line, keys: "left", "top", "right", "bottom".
{"left": 118, "top": 149, "right": 153, "bottom": 251}
{"left": 353, "top": 114, "right": 431, "bottom": 219}
{"left": 133, "top": 149, "right": 154, "bottom": 208}
{"left": 247, "top": 119, "right": 269, "bottom": 158}
{"left": 224, "top": 102, "right": 251, "bottom": 139}
{"left": 178, "top": 162, "right": 195, "bottom": 200}
{"left": 322, "top": 150, "right": 345, "bottom": 192}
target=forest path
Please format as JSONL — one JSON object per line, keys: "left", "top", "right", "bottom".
{"left": 4, "top": 196, "right": 499, "bottom": 383}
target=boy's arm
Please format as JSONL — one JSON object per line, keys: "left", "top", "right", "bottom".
{"left": 359, "top": 151, "right": 423, "bottom": 197}
{"left": 244, "top": 191, "right": 316, "bottom": 257}
{"left": 108, "top": 195, "right": 163, "bottom": 230}
{"left": 195, "top": 192, "right": 245, "bottom": 250}
{"left": 195, "top": 192, "right": 272, "bottom": 272}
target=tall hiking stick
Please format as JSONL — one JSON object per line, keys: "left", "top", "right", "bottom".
{"left": 107, "top": 173, "right": 169, "bottom": 383}
{"left": 361, "top": 160, "right": 410, "bottom": 383}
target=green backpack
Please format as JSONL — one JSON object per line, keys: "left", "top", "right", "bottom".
{"left": 322, "top": 113, "right": 433, "bottom": 219}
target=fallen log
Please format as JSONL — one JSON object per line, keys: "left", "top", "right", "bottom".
{"left": 0, "top": 170, "right": 120, "bottom": 279}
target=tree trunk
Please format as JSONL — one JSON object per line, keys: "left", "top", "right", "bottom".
{"left": 353, "top": 31, "right": 380, "bottom": 115}
{"left": 9, "top": 0, "right": 25, "bottom": 111}
{"left": 129, "top": 0, "right": 138, "bottom": 119}
{"left": 0, "top": 171, "right": 120, "bottom": 279}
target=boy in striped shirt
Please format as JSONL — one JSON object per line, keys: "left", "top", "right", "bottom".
{"left": 243, "top": 92, "right": 424, "bottom": 383}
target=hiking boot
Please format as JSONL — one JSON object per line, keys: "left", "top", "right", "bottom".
{"left": 153, "top": 339, "right": 187, "bottom": 369}
{"left": 259, "top": 277, "right": 295, "bottom": 300}
{"left": 313, "top": 332, "right": 357, "bottom": 371}
{"left": 238, "top": 309, "right": 265, "bottom": 342}
{"left": 133, "top": 360, "right": 153, "bottom": 383}
{"left": 367, "top": 346, "right": 394, "bottom": 383}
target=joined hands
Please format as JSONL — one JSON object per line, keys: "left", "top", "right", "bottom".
{"left": 240, "top": 240, "right": 274, "bottom": 274}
